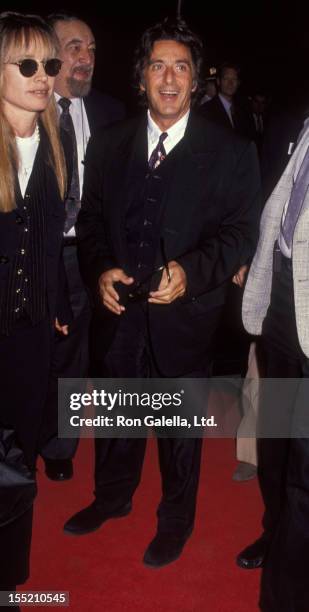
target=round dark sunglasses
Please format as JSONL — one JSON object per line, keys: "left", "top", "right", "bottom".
{"left": 6, "top": 58, "right": 62, "bottom": 77}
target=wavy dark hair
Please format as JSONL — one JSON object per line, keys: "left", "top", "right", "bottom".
{"left": 133, "top": 18, "right": 204, "bottom": 106}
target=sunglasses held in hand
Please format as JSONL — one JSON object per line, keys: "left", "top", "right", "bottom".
{"left": 112, "top": 238, "right": 171, "bottom": 306}
{"left": 5, "top": 58, "right": 62, "bottom": 77}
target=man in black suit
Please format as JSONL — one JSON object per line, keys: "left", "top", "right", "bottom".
{"left": 64, "top": 18, "right": 260, "bottom": 568}
{"left": 202, "top": 61, "right": 255, "bottom": 141}
{"left": 40, "top": 13, "right": 125, "bottom": 481}
{"left": 204, "top": 62, "right": 256, "bottom": 384}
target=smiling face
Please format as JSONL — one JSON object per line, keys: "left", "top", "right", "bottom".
{"left": 1, "top": 37, "right": 56, "bottom": 123}
{"left": 53, "top": 19, "right": 95, "bottom": 98}
{"left": 140, "top": 39, "right": 196, "bottom": 130}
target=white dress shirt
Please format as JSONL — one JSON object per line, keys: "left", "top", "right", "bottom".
{"left": 16, "top": 127, "right": 40, "bottom": 197}
{"left": 147, "top": 109, "right": 190, "bottom": 160}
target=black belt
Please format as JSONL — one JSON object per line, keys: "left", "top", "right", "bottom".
{"left": 63, "top": 236, "right": 77, "bottom": 247}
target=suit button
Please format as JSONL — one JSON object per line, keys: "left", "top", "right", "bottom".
{"left": 16, "top": 215, "right": 24, "bottom": 224}
{"left": 0, "top": 255, "right": 9, "bottom": 264}
{"left": 14, "top": 307, "right": 20, "bottom": 313}
{"left": 17, "top": 268, "right": 23, "bottom": 275}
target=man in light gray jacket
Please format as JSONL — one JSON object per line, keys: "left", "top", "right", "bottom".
{"left": 237, "top": 123, "right": 309, "bottom": 612}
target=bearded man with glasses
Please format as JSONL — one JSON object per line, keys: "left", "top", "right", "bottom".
{"left": 38, "top": 13, "right": 125, "bottom": 483}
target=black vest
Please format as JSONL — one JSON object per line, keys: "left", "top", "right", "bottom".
{"left": 125, "top": 139, "right": 184, "bottom": 287}
{"left": 1, "top": 131, "right": 51, "bottom": 334}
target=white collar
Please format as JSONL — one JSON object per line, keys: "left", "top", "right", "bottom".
{"left": 54, "top": 92, "right": 83, "bottom": 110}
{"left": 147, "top": 109, "right": 190, "bottom": 146}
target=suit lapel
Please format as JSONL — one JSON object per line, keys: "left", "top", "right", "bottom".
{"left": 105, "top": 115, "right": 148, "bottom": 269}
{"left": 160, "top": 111, "right": 219, "bottom": 232}
{"left": 83, "top": 92, "right": 98, "bottom": 132}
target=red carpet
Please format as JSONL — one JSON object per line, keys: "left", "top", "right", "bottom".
{"left": 24, "top": 437, "right": 263, "bottom": 611}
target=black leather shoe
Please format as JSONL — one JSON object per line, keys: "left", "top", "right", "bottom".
{"left": 143, "top": 530, "right": 192, "bottom": 568}
{"left": 236, "top": 534, "right": 270, "bottom": 569}
{"left": 63, "top": 500, "right": 132, "bottom": 535}
{"left": 44, "top": 458, "right": 73, "bottom": 481}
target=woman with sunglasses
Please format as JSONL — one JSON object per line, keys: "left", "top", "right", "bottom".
{"left": 0, "top": 12, "right": 70, "bottom": 600}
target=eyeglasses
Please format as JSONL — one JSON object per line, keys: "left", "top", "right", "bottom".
{"left": 5, "top": 58, "right": 62, "bottom": 77}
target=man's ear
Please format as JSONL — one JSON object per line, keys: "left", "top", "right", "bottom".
{"left": 191, "top": 80, "right": 197, "bottom": 93}
{"left": 140, "top": 74, "right": 146, "bottom": 92}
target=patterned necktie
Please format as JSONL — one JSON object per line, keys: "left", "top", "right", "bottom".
{"left": 281, "top": 145, "right": 309, "bottom": 249}
{"left": 58, "top": 97, "right": 80, "bottom": 232}
{"left": 148, "top": 132, "right": 168, "bottom": 171}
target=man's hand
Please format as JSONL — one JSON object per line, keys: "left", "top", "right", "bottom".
{"left": 55, "top": 318, "right": 69, "bottom": 335}
{"left": 98, "top": 268, "right": 134, "bottom": 315}
{"left": 232, "top": 264, "right": 249, "bottom": 288}
{"left": 148, "top": 261, "right": 187, "bottom": 304}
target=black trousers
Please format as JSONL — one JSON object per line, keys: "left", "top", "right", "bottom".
{"left": 92, "top": 303, "right": 208, "bottom": 537}
{"left": 258, "top": 253, "right": 309, "bottom": 611}
{"left": 40, "top": 244, "right": 90, "bottom": 460}
{"left": 0, "top": 316, "right": 51, "bottom": 586}
{"left": 0, "top": 507, "right": 33, "bottom": 585}
{"left": 0, "top": 317, "right": 51, "bottom": 469}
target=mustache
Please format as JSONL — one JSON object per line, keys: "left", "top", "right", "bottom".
{"left": 72, "top": 65, "right": 93, "bottom": 75}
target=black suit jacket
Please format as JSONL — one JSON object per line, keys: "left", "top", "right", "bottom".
{"left": 76, "top": 111, "right": 261, "bottom": 376}
{"left": 83, "top": 89, "right": 125, "bottom": 132}
{"left": 59, "top": 88, "right": 125, "bottom": 319}
{"left": 260, "top": 108, "right": 304, "bottom": 201}
{"left": 202, "top": 95, "right": 255, "bottom": 141}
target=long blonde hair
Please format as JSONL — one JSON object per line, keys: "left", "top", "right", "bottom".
{"left": 0, "top": 12, "right": 66, "bottom": 213}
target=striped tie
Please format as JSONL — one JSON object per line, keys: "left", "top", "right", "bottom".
{"left": 58, "top": 97, "right": 80, "bottom": 232}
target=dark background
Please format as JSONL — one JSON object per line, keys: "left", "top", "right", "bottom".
{"left": 5, "top": 1, "right": 309, "bottom": 112}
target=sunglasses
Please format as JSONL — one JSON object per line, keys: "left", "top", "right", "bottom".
{"left": 6, "top": 58, "right": 62, "bottom": 77}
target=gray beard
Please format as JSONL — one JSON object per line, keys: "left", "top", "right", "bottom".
{"left": 66, "top": 76, "right": 92, "bottom": 98}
